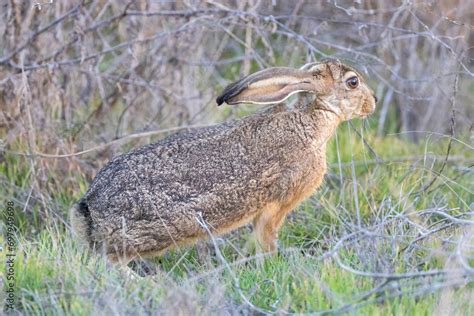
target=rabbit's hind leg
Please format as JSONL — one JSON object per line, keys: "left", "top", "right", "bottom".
{"left": 128, "top": 257, "right": 159, "bottom": 277}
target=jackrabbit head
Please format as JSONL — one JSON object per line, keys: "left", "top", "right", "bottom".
{"left": 216, "top": 59, "right": 376, "bottom": 120}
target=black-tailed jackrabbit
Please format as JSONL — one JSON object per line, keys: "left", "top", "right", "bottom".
{"left": 71, "top": 60, "right": 377, "bottom": 264}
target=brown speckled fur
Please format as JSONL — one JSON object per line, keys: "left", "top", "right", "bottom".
{"left": 70, "top": 60, "right": 377, "bottom": 263}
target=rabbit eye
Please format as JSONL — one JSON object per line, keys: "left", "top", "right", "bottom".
{"left": 346, "top": 76, "right": 359, "bottom": 89}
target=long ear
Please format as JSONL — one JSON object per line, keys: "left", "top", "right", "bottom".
{"left": 216, "top": 67, "right": 317, "bottom": 106}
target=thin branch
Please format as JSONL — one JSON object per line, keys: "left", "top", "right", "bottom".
{"left": 1, "top": 124, "right": 213, "bottom": 158}
{"left": 414, "top": 66, "right": 460, "bottom": 195}
{"left": 0, "top": 4, "right": 81, "bottom": 64}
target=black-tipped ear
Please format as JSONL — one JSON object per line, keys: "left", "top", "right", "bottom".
{"left": 215, "top": 67, "right": 317, "bottom": 106}
{"left": 216, "top": 81, "right": 243, "bottom": 106}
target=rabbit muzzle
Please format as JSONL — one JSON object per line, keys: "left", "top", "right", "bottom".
{"left": 357, "top": 94, "right": 377, "bottom": 118}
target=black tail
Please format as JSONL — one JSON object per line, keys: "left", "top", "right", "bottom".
{"left": 69, "top": 199, "right": 94, "bottom": 247}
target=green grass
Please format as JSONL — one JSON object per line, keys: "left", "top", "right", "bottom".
{"left": 1, "top": 123, "right": 473, "bottom": 315}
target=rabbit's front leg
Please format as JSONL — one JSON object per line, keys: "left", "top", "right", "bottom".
{"left": 252, "top": 202, "right": 289, "bottom": 253}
